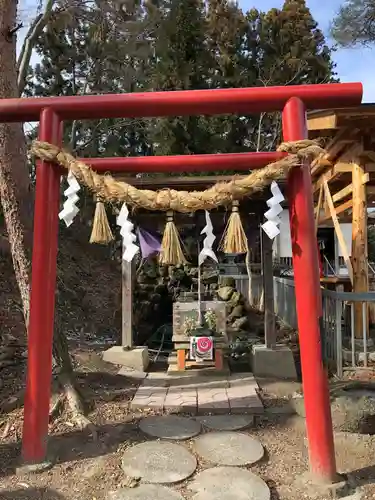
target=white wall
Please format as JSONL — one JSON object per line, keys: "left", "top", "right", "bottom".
{"left": 273, "top": 209, "right": 352, "bottom": 258}
{"left": 338, "top": 223, "right": 352, "bottom": 257}
{"left": 275, "top": 210, "right": 292, "bottom": 258}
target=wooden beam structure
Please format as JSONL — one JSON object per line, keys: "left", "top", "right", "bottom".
{"left": 352, "top": 161, "right": 369, "bottom": 338}
{"left": 318, "top": 199, "right": 354, "bottom": 224}
{"left": 323, "top": 181, "right": 353, "bottom": 283}
{"left": 308, "top": 105, "right": 375, "bottom": 340}
{"left": 307, "top": 104, "right": 375, "bottom": 133}
{"left": 307, "top": 113, "right": 337, "bottom": 132}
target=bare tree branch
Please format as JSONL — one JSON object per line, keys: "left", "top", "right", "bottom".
{"left": 17, "top": 0, "right": 56, "bottom": 95}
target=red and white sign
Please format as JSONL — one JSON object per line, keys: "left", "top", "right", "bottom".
{"left": 190, "top": 336, "right": 214, "bottom": 361}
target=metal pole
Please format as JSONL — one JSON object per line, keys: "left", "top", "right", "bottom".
{"left": 334, "top": 233, "right": 340, "bottom": 276}
{"left": 283, "top": 97, "right": 337, "bottom": 483}
{"left": 335, "top": 298, "right": 343, "bottom": 378}
{"left": 351, "top": 304, "right": 356, "bottom": 367}
{"left": 22, "top": 108, "right": 61, "bottom": 464}
{"left": 362, "top": 302, "right": 368, "bottom": 367}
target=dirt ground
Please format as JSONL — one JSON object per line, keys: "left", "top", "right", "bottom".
{"left": 1, "top": 412, "right": 375, "bottom": 500}
{"left": 1, "top": 348, "right": 375, "bottom": 500}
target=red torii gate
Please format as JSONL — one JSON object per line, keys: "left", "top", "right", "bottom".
{"left": 0, "top": 83, "right": 362, "bottom": 483}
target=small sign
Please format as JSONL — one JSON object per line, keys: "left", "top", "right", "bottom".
{"left": 190, "top": 336, "right": 214, "bottom": 362}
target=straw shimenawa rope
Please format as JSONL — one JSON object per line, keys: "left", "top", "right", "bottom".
{"left": 30, "top": 139, "right": 324, "bottom": 213}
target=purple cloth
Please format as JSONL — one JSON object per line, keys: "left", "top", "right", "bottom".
{"left": 136, "top": 227, "right": 161, "bottom": 259}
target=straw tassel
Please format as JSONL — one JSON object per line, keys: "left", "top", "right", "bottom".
{"left": 219, "top": 200, "right": 248, "bottom": 254}
{"left": 159, "top": 210, "right": 187, "bottom": 266}
{"left": 90, "top": 198, "right": 114, "bottom": 244}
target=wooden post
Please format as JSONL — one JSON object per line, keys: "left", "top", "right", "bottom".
{"left": 245, "top": 250, "right": 253, "bottom": 307}
{"left": 121, "top": 246, "right": 134, "bottom": 347}
{"left": 214, "top": 348, "right": 224, "bottom": 370}
{"left": 261, "top": 226, "right": 276, "bottom": 348}
{"left": 315, "top": 185, "right": 323, "bottom": 234}
{"left": 177, "top": 349, "right": 186, "bottom": 370}
{"left": 352, "top": 161, "right": 369, "bottom": 338}
{"left": 323, "top": 180, "right": 353, "bottom": 283}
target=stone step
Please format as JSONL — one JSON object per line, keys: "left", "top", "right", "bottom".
{"left": 131, "top": 372, "right": 264, "bottom": 414}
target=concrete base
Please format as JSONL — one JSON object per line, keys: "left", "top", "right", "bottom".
{"left": 252, "top": 344, "right": 298, "bottom": 380}
{"left": 102, "top": 346, "right": 149, "bottom": 372}
{"left": 118, "top": 367, "right": 148, "bottom": 379}
{"left": 350, "top": 337, "right": 374, "bottom": 349}
{"left": 342, "top": 347, "right": 375, "bottom": 364}
{"left": 294, "top": 472, "right": 360, "bottom": 499}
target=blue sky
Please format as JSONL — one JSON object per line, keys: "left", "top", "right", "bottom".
{"left": 240, "top": 0, "right": 374, "bottom": 102}
{"left": 18, "top": 0, "right": 374, "bottom": 103}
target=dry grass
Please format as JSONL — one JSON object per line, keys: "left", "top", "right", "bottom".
{"left": 159, "top": 217, "right": 187, "bottom": 266}
{"left": 89, "top": 201, "right": 114, "bottom": 244}
{"left": 219, "top": 207, "right": 248, "bottom": 254}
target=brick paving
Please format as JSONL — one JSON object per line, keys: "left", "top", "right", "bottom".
{"left": 130, "top": 373, "right": 263, "bottom": 414}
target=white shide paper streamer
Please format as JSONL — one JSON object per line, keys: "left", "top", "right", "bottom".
{"left": 59, "top": 171, "right": 80, "bottom": 227}
{"left": 198, "top": 210, "right": 218, "bottom": 265}
{"left": 261, "top": 181, "right": 285, "bottom": 240}
{"left": 117, "top": 203, "right": 139, "bottom": 262}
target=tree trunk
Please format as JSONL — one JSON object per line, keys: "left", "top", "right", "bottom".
{"left": 0, "top": 0, "right": 32, "bottom": 325}
{"left": 0, "top": 1, "right": 93, "bottom": 431}
{"left": 53, "top": 324, "right": 97, "bottom": 436}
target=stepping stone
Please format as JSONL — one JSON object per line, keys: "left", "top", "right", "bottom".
{"left": 108, "top": 484, "right": 185, "bottom": 500}
{"left": 139, "top": 415, "right": 201, "bottom": 440}
{"left": 189, "top": 466, "right": 270, "bottom": 500}
{"left": 121, "top": 441, "right": 197, "bottom": 484}
{"left": 196, "top": 415, "right": 253, "bottom": 431}
{"left": 193, "top": 432, "right": 264, "bottom": 466}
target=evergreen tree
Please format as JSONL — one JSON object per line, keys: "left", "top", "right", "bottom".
{"left": 26, "top": 0, "right": 338, "bottom": 158}
{"left": 331, "top": 0, "right": 375, "bottom": 47}
{"left": 248, "top": 0, "right": 337, "bottom": 88}
{"left": 206, "top": 0, "right": 247, "bottom": 89}
{"left": 244, "top": 0, "right": 337, "bottom": 150}
{"left": 205, "top": 0, "right": 256, "bottom": 154}
{"left": 149, "top": 0, "right": 217, "bottom": 156}
{"left": 26, "top": 0, "right": 155, "bottom": 158}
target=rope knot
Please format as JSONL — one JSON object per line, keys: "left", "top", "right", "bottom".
{"left": 31, "top": 140, "right": 61, "bottom": 162}
{"left": 277, "top": 139, "right": 321, "bottom": 154}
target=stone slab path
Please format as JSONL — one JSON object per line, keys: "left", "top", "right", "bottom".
{"left": 139, "top": 415, "right": 201, "bottom": 440}
{"left": 121, "top": 441, "right": 197, "bottom": 484}
{"left": 193, "top": 432, "right": 264, "bottom": 466}
{"left": 130, "top": 373, "right": 263, "bottom": 414}
{"left": 112, "top": 415, "right": 270, "bottom": 500}
{"left": 189, "top": 467, "right": 270, "bottom": 500}
{"left": 195, "top": 414, "right": 253, "bottom": 431}
{"left": 109, "top": 484, "right": 185, "bottom": 500}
